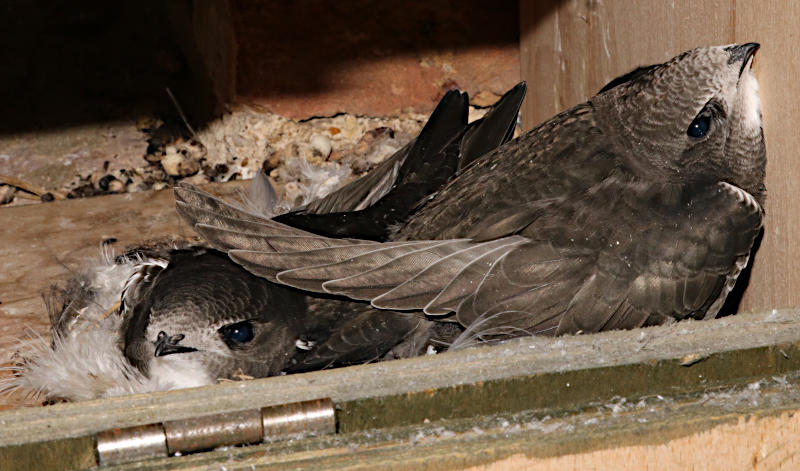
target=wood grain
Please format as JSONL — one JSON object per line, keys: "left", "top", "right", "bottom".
{"left": 520, "top": 0, "right": 735, "bottom": 125}
{"left": 520, "top": 0, "right": 798, "bottom": 313}
{"left": 733, "top": 1, "right": 800, "bottom": 313}
{"left": 466, "top": 413, "right": 800, "bottom": 471}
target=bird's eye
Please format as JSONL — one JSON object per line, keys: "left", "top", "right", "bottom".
{"left": 687, "top": 115, "right": 711, "bottom": 138}
{"left": 219, "top": 321, "right": 254, "bottom": 345}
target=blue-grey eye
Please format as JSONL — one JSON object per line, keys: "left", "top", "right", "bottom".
{"left": 687, "top": 115, "right": 711, "bottom": 138}
{"left": 219, "top": 321, "right": 254, "bottom": 345}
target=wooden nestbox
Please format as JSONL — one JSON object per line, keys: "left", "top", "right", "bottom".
{"left": 2, "top": 1, "right": 799, "bottom": 469}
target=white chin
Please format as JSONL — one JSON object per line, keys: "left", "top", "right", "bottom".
{"left": 740, "top": 65, "right": 762, "bottom": 133}
{"left": 149, "top": 355, "right": 215, "bottom": 389}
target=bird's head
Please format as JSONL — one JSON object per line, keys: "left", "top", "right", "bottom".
{"left": 593, "top": 43, "right": 766, "bottom": 205}
{"left": 121, "top": 250, "right": 306, "bottom": 388}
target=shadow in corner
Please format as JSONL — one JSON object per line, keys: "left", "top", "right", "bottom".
{"left": 0, "top": 0, "right": 547, "bottom": 135}
{"left": 0, "top": 0, "right": 210, "bottom": 134}
{"left": 717, "top": 229, "right": 763, "bottom": 318}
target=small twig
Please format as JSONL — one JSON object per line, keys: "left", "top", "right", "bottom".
{"left": 91, "top": 301, "right": 122, "bottom": 330}
{"left": 0, "top": 174, "right": 65, "bottom": 200}
{"left": 218, "top": 368, "right": 255, "bottom": 383}
{"left": 99, "top": 301, "right": 122, "bottom": 321}
{"left": 165, "top": 87, "right": 199, "bottom": 141}
{"left": 13, "top": 192, "right": 40, "bottom": 201}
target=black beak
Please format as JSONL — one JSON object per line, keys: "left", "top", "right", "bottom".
{"left": 727, "top": 43, "right": 759, "bottom": 76}
{"left": 154, "top": 331, "right": 198, "bottom": 357}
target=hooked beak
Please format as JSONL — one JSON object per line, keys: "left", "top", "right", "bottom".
{"left": 727, "top": 42, "right": 759, "bottom": 77}
{"left": 154, "top": 331, "right": 198, "bottom": 357}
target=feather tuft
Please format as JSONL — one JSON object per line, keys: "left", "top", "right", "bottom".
{"left": 3, "top": 249, "right": 182, "bottom": 402}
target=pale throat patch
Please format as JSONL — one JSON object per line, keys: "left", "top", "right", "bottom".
{"left": 739, "top": 63, "right": 762, "bottom": 132}
{"left": 149, "top": 354, "right": 215, "bottom": 389}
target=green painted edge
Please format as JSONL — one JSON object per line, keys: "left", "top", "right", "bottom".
{"left": 0, "top": 436, "right": 96, "bottom": 471}
{"left": 4, "top": 343, "right": 799, "bottom": 469}
{"left": 337, "top": 342, "right": 800, "bottom": 432}
{"left": 101, "top": 378, "right": 800, "bottom": 470}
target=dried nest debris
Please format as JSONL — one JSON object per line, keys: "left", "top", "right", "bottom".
{"left": 0, "top": 105, "right": 462, "bottom": 207}
{"left": 0, "top": 102, "right": 497, "bottom": 208}
{"left": 0, "top": 174, "right": 66, "bottom": 203}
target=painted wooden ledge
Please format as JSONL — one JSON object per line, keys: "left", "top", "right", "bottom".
{"left": 1, "top": 307, "right": 799, "bottom": 470}
{"left": 1, "top": 180, "right": 798, "bottom": 469}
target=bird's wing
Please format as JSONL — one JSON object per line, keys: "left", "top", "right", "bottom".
{"left": 299, "top": 140, "right": 411, "bottom": 215}
{"left": 458, "top": 82, "right": 526, "bottom": 170}
{"left": 177, "top": 185, "right": 565, "bottom": 328}
{"left": 183, "top": 179, "right": 762, "bottom": 342}
{"left": 282, "top": 90, "right": 469, "bottom": 229}
{"left": 548, "top": 181, "right": 765, "bottom": 335}
{"left": 273, "top": 83, "right": 526, "bottom": 240}
{"left": 177, "top": 188, "right": 579, "bottom": 335}
{"left": 289, "top": 304, "right": 433, "bottom": 372}
{"left": 202, "top": 230, "right": 590, "bottom": 341}
{"left": 175, "top": 183, "right": 373, "bottom": 253}
{"left": 179, "top": 84, "right": 525, "bottom": 239}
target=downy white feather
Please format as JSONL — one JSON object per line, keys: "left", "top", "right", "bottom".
{"left": 2, "top": 249, "right": 178, "bottom": 402}
{"left": 3, "top": 170, "right": 351, "bottom": 403}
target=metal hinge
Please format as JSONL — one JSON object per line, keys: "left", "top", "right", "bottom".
{"left": 96, "top": 397, "right": 335, "bottom": 466}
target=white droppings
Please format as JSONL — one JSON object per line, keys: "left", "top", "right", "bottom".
{"left": 765, "top": 309, "right": 780, "bottom": 322}
{"left": 309, "top": 134, "right": 332, "bottom": 158}
{"left": 149, "top": 354, "right": 214, "bottom": 389}
{"left": 281, "top": 156, "right": 351, "bottom": 206}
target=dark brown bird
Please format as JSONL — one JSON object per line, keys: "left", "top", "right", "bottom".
{"left": 7, "top": 84, "right": 526, "bottom": 401}
{"left": 178, "top": 44, "right": 765, "bottom": 351}
{"left": 127, "top": 82, "right": 526, "bottom": 382}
